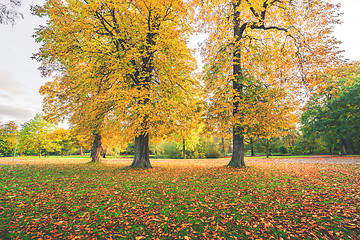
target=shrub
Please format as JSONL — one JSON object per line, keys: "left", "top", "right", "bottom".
{"left": 155, "top": 142, "right": 182, "bottom": 159}
{"left": 279, "top": 146, "right": 287, "bottom": 154}
{"left": 204, "top": 144, "right": 222, "bottom": 158}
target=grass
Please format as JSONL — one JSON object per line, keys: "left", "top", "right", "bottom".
{"left": 0, "top": 157, "right": 359, "bottom": 239}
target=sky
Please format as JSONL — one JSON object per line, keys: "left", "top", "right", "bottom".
{"left": 0, "top": 0, "right": 359, "bottom": 127}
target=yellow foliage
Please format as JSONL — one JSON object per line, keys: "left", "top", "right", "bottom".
{"left": 36, "top": 0, "right": 200, "bottom": 145}
{"left": 198, "top": 0, "right": 342, "bottom": 139}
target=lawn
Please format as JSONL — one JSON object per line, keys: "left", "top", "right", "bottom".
{"left": 0, "top": 157, "right": 359, "bottom": 239}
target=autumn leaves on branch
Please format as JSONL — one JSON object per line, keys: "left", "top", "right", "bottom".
{"left": 34, "top": 0, "right": 343, "bottom": 168}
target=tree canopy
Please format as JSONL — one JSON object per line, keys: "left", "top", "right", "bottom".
{"left": 197, "top": 0, "right": 343, "bottom": 167}
{"left": 0, "top": 121, "right": 18, "bottom": 157}
{"left": 35, "top": 0, "right": 201, "bottom": 167}
{"left": 19, "top": 114, "right": 56, "bottom": 157}
{"left": 301, "top": 62, "right": 360, "bottom": 155}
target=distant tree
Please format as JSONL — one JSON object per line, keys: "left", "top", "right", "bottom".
{"left": 72, "top": 132, "right": 92, "bottom": 156}
{"left": 292, "top": 135, "right": 327, "bottom": 155}
{"left": 19, "top": 115, "right": 56, "bottom": 157}
{"left": 175, "top": 123, "right": 203, "bottom": 159}
{"left": 0, "top": 121, "right": 18, "bottom": 156}
{"left": 48, "top": 128, "right": 77, "bottom": 156}
{"left": 301, "top": 62, "right": 360, "bottom": 155}
{"left": 0, "top": 0, "right": 22, "bottom": 25}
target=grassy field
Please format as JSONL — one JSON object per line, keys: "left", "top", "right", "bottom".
{"left": 0, "top": 157, "right": 359, "bottom": 239}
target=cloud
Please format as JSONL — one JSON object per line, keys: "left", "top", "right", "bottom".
{"left": 332, "top": 0, "right": 360, "bottom": 61}
{"left": 0, "top": 70, "right": 25, "bottom": 95}
{"left": 0, "top": 104, "right": 33, "bottom": 124}
{"left": 0, "top": 92, "right": 11, "bottom": 100}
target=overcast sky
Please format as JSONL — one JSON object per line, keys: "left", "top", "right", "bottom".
{"left": 0, "top": 0, "right": 359, "bottom": 126}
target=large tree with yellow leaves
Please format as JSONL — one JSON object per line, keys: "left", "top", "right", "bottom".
{"left": 198, "top": 0, "right": 343, "bottom": 167}
{"left": 35, "top": 0, "right": 200, "bottom": 167}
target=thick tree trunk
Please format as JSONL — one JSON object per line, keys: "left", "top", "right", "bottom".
{"left": 91, "top": 133, "right": 102, "bottom": 162}
{"left": 228, "top": 130, "right": 245, "bottom": 167}
{"left": 228, "top": 2, "right": 245, "bottom": 168}
{"left": 80, "top": 146, "right": 83, "bottom": 156}
{"left": 250, "top": 137, "right": 254, "bottom": 157}
{"left": 182, "top": 139, "right": 186, "bottom": 159}
{"left": 130, "top": 15, "right": 158, "bottom": 169}
{"left": 39, "top": 150, "right": 41, "bottom": 158}
{"left": 131, "top": 134, "right": 152, "bottom": 169}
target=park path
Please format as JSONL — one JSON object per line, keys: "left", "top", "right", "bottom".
{"left": 103, "top": 155, "right": 360, "bottom": 166}
{"left": 256, "top": 155, "right": 360, "bottom": 165}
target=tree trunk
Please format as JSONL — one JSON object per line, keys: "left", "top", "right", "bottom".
{"left": 228, "top": 129, "right": 245, "bottom": 167}
{"left": 250, "top": 137, "right": 254, "bottom": 157}
{"left": 80, "top": 146, "right": 83, "bottom": 156}
{"left": 348, "top": 140, "right": 355, "bottom": 154}
{"left": 228, "top": 2, "right": 245, "bottom": 168}
{"left": 91, "top": 133, "right": 102, "bottom": 162}
{"left": 328, "top": 145, "right": 332, "bottom": 155}
{"left": 182, "top": 139, "right": 186, "bottom": 159}
{"left": 221, "top": 137, "right": 226, "bottom": 157}
{"left": 131, "top": 134, "right": 152, "bottom": 169}
{"left": 130, "top": 15, "right": 157, "bottom": 169}
{"left": 341, "top": 138, "right": 347, "bottom": 155}
{"left": 39, "top": 150, "right": 41, "bottom": 158}
{"left": 266, "top": 139, "right": 270, "bottom": 158}
{"left": 309, "top": 142, "right": 314, "bottom": 154}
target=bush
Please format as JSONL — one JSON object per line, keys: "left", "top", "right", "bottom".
{"left": 204, "top": 144, "right": 222, "bottom": 158}
{"left": 126, "top": 143, "right": 135, "bottom": 154}
{"left": 155, "top": 142, "right": 182, "bottom": 159}
{"left": 154, "top": 138, "right": 224, "bottom": 159}
{"left": 279, "top": 146, "right": 287, "bottom": 154}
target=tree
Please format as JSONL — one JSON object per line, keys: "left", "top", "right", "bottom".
{"left": 0, "top": 0, "right": 22, "bottom": 25}
{"left": 40, "top": 73, "right": 119, "bottom": 162}
{"left": 73, "top": 132, "right": 92, "bottom": 156}
{"left": 19, "top": 114, "right": 56, "bottom": 157}
{"left": 48, "top": 128, "right": 77, "bottom": 156}
{"left": 175, "top": 123, "right": 203, "bottom": 159}
{"left": 198, "top": 0, "right": 342, "bottom": 167}
{"left": 34, "top": 0, "right": 199, "bottom": 167}
{"left": 301, "top": 63, "right": 360, "bottom": 155}
{"left": 0, "top": 121, "right": 18, "bottom": 157}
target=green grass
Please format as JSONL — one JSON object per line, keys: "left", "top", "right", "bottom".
{"left": 0, "top": 159, "right": 359, "bottom": 239}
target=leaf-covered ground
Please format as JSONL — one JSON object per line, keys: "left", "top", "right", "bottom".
{"left": 0, "top": 157, "right": 359, "bottom": 239}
